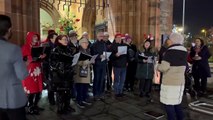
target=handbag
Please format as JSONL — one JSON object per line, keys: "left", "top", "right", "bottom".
{"left": 79, "top": 66, "right": 88, "bottom": 77}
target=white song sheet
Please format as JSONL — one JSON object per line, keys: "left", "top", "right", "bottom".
{"left": 118, "top": 46, "right": 127, "bottom": 55}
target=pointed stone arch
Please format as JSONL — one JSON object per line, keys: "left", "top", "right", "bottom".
{"left": 40, "top": 0, "right": 61, "bottom": 28}
{"left": 82, "top": 0, "right": 96, "bottom": 39}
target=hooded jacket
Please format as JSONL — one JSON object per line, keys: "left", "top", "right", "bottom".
{"left": 21, "top": 32, "right": 43, "bottom": 94}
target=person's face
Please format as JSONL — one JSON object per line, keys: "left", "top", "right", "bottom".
{"left": 103, "top": 35, "right": 109, "bottom": 41}
{"left": 115, "top": 36, "right": 122, "bottom": 43}
{"left": 50, "top": 35, "right": 57, "bottom": 43}
{"left": 59, "top": 36, "right": 68, "bottom": 46}
{"left": 165, "top": 39, "right": 172, "bottom": 47}
{"left": 144, "top": 41, "right": 151, "bottom": 49}
{"left": 195, "top": 39, "right": 201, "bottom": 47}
{"left": 70, "top": 36, "right": 77, "bottom": 43}
{"left": 97, "top": 32, "right": 104, "bottom": 41}
{"left": 31, "top": 35, "right": 39, "bottom": 46}
{"left": 81, "top": 42, "right": 89, "bottom": 49}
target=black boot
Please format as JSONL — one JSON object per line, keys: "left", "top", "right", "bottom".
{"left": 34, "top": 93, "right": 44, "bottom": 111}
{"left": 64, "top": 91, "right": 75, "bottom": 112}
{"left": 27, "top": 94, "right": 35, "bottom": 115}
{"left": 48, "top": 91, "right": 55, "bottom": 105}
{"left": 56, "top": 92, "right": 65, "bottom": 114}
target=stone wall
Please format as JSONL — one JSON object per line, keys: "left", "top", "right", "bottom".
{"left": 107, "top": 0, "right": 173, "bottom": 47}
{"left": 0, "top": 0, "right": 173, "bottom": 47}
{"left": 0, "top": 0, "right": 40, "bottom": 46}
{"left": 160, "top": 0, "right": 173, "bottom": 35}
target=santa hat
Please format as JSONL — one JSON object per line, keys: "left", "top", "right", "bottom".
{"left": 115, "top": 33, "right": 122, "bottom": 38}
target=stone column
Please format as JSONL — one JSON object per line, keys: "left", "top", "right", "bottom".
{"left": 108, "top": 0, "right": 151, "bottom": 46}
{"left": 0, "top": 0, "right": 40, "bottom": 46}
{"left": 106, "top": 0, "right": 173, "bottom": 47}
{"left": 160, "top": 0, "right": 173, "bottom": 35}
{"left": 148, "top": 0, "right": 161, "bottom": 47}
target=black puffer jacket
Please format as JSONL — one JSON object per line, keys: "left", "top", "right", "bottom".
{"left": 49, "top": 45, "right": 74, "bottom": 84}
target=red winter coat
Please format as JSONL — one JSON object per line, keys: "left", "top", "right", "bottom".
{"left": 22, "top": 32, "right": 43, "bottom": 94}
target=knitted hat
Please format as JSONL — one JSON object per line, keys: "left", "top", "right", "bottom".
{"left": 169, "top": 33, "right": 184, "bottom": 44}
{"left": 68, "top": 30, "right": 77, "bottom": 37}
{"left": 125, "top": 35, "right": 132, "bottom": 42}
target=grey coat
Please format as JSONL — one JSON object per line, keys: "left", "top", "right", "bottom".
{"left": 0, "top": 39, "right": 28, "bottom": 109}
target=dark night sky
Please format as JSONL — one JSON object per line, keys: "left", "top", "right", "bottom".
{"left": 173, "top": 0, "right": 213, "bottom": 35}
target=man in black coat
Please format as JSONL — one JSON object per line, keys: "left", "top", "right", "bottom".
{"left": 109, "top": 33, "right": 128, "bottom": 97}
{"left": 91, "top": 31, "right": 107, "bottom": 100}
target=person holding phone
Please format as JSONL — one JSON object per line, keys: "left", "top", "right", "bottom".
{"left": 189, "top": 38, "right": 211, "bottom": 96}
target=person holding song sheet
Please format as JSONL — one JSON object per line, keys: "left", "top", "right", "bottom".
{"left": 68, "top": 30, "right": 79, "bottom": 99}
{"left": 42, "top": 32, "right": 58, "bottom": 105}
{"left": 135, "top": 39, "right": 155, "bottom": 98}
{"left": 109, "top": 33, "right": 128, "bottom": 97}
{"left": 21, "top": 32, "right": 46, "bottom": 115}
{"left": 91, "top": 31, "right": 107, "bottom": 100}
{"left": 74, "top": 38, "right": 93, "bottom": 108}
{"left": 49, "top": 35, "right": 75, "bottom": 114}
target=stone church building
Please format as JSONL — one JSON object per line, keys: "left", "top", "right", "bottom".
{"left": 0, "top": 0, "right": 173, "bottom": 47}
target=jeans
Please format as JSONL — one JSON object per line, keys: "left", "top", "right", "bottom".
{"left": 164, "top": 104, "right": 184, "bottom": 120}
{"left": 113, "top": 67, "right": 127, "bottom": 95}
{"left": 93, "top": 64, "right": 106, "bottom": 97}
{"left": 76, "top": 83, "right": 89, "bottom": 103}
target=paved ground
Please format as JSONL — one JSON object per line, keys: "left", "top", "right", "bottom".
{"left": 26, "top": 87, "right": 213, "bottom": 120}
{"left": 26, "top": 64, "right": 213, "bottom": 120}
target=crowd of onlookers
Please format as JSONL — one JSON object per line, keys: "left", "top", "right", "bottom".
{"left": 0, "top": 15, "right": 212, "bottom": 120}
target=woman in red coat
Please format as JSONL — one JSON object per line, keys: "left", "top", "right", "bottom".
{"left": 22, "top": 32, "right": 46, "bottom": 115}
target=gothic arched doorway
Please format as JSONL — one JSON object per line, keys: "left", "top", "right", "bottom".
{"left": 40, "top": 0, "right": 61, "bottom": 40}
{"left": 81, "top": 1, "right": 96, "bottom": 39}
